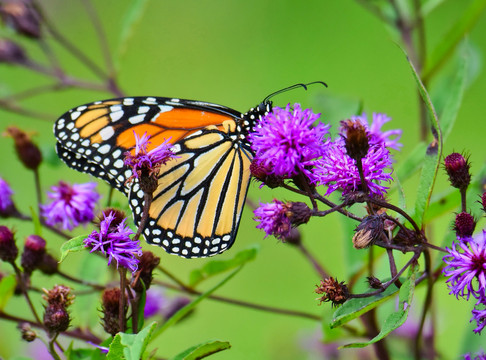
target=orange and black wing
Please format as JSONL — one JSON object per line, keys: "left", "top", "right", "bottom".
{"left": 54, "top": 96, "right": 254, "bottom": 258}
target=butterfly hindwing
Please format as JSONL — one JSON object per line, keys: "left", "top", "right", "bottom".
{"left": 54, "top": 96, "right": 258, "bottom": 258}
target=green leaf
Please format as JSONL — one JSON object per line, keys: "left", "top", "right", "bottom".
{"left": 405, "top": 52, "right": 443, "bottom": 228}
{"left": 107, "top": 322, "right": 157, "bottom": 360}
{"left": 115, "top": 0, "right": 151, "bottom": 72}
{"left": 423, "top": 0, "right": 486, "bottom": 81}
{"left": 152, "top": 266, "right": 243, "bottom": 341}
{"left": 331, "top": 283, "right": 399, "bottom": 329}
{"left": 341, "top": 268, "right": 416, "bottom": 348}
{"left": 170, "top": 340, "right": 231, "bottom": 360}
{"left": 0, "top": 274, "right": 16, "bottom": 311}
{"left": 64, "top": 342, "right": 95, "bottom": 360}
{"left": 188, "top": 246, "right": 258, "bottom": 286}
{"left": 59, "top": 234, "right": 89, "bottom": 263}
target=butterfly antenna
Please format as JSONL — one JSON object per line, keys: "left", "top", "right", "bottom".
{"left": 263, "top": 81, "right": 327, "bottom": 103}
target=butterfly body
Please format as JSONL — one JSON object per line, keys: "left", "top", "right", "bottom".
{"left": 54, "top": 96, "right": 271, "bottom": 258}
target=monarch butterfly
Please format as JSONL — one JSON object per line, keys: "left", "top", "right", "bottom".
{"left": 54, "top": 83, "right": 324, "bottom": 258}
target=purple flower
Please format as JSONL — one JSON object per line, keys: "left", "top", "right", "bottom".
{"left": 312, "top": 137, "right": 393, "bottom": 197}
{"left": 442, "top": 230, "right": 486, "bottom": 300}
{"left": 351, "top": 113, "right": 402, "bottom": 150}
{"left": 253, "top": 200, "right": 292, "bottom": 240}
{"left": 124, "top": 131, "right": 176, "bottom": 180}
{"left": 84, "top": 212, "right": 141, "bottom": 273}
{"left": 471, "top": 301, "right": 486, "bottom": 334}
{"left": 144, "top": 288, "right": 167, "bottom": 318}
{"left": 0, "top": 177, "right": 14, "bottom": 213}
{"left": 248, "top": 104, "right": 330, "bottom": 179}
{"left": 41, "top": 181, "right": 99, "bottom": 231}
{"left": 464, "top": 351, "right": 486, "bottom": 360}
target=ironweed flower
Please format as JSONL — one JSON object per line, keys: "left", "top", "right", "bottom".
{"left": 42, "top": 285, "right": 74, "bottom": 336}
{"left": 21, "top": 235, "right": 45, "bottom": 273}
{"left": 0, "top": 226, "right": 17, "bottom": 262}
{"left": 0, "top": 177, "right": 14, "bottom": 214}
{"left": 101, "top": 288, "right": 124, "bottom": 336}
{"left": 454, "top": 212, "right": 476, "bottom": 240}
{"left": 444, "top": 152, "right": 471, "bottom": 191}
{"left": 443, "top": 230, "right": 486, "bottom": 300}
{"left": 315, "top": 277, "right": 349, "bottom": 306}
{"left": 254, "top": 200, "right": 292, "bottom": 240}
{"left": 84, "top": 212, "right": 141, "bottom": 273}
{"left": 464, "top": 351, "right": 486, "bottom": 360}
{"left": 471, "top": 301, "right": 486, "bottom": 335}
{"left": 41, "top": 181, "right": 99, "bottom": 231}
{"left": 248, "top": 103, "right": 330, "bottom": 180}
{"left": 124, "top": 131, "right": 176, "bottom": 192}
{"left": 312, "top": 137, "right": 393, "bottom": 197}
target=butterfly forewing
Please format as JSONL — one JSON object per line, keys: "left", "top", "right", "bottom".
{"left": 54, "top": 96, "right": 259, "bottom": 258}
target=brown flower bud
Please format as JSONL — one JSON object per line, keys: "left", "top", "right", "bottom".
{"left": 315, "top": 277, "right": 349, "bottom": 306}
{"left": 250, "top": 160, "right": 283, "bottom": 188}
{"left": 340, "top": 119, "right": 369, "bottom": 161}
{"left": 0, "top": 38, "right": 27, "bottom": 64}
{"left": 286, "top": 202, "right": 312, "bottom": 227}
{"left": 18, "top": 322, "right": 36, "bottom": 342}
{"left": 21, "top": 235, "right": 46, "bottom": 273}
{"left": 94, "top": 208, "right": 127, "bottom": 230}
{"left": 131, "top": 251, "right": 160, "bottom": 292}
{"left": 0, "top": 0, "right": 41, "bottom": 38}
{"left": 352, "top": 215, "right": 384, "bottom": 249}
{"left": 0, "top": 226, "right": 18, "bottom": 262}
{"left": 454, "top": 212, "right": 476, "bottom": 239}
{"left": 101, "top": 288, "right": 124, "bottom": 336}
{"left": 43, "top": 284, "right": 73, "bottom": 307}
{"left": 444, "top": 152, "right": 471, "bottom": 191}
{"left": 4, "top": 126, "right": 42, "bottom": 170}
{"left": 38, "top": 253, "right": 58, "bottom": 275}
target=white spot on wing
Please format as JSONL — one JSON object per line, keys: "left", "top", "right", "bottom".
{"left": 99, "top": 126, "right": 114, "bottom": 140}
{"left": 98, "top": 144, "right": 111, "bottom": 154}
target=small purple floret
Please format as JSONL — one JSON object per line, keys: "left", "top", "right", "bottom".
{"left": 41, "top": 182, "right": 99, "bottom": 231}
{"left": 0, "top": 177, "right": 14, "bottom": 213}
{"left": 248, "top": 104, "right": 330, "bottom": 179}
{"left": 351, "top": 113, "right": 402, "bottom": 150}
{"left": 253, "top": 200, "right": 291, "bottom": 240}
{"left": 84, "top": 212, "right": 141, "bottom": 273}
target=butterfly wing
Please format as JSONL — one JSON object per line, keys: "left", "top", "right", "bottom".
{"left": 54, "top": 96, "right": 254, "bottom": 258}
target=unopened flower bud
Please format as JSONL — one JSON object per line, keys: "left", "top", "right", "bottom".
{"left": 38, "top": 253, "right": 58, "bottom": 275}
{"left": 454, "top": 212, "right": 476, "bottom": 239}
{"left": 340, "top": 119, "right": 370, "bottom": 160}
{"left": 18, "top": 322, "right": 36, "bottom": 342}
{"left": 315, "top": 277, "right": 349, "bottom": 306}
{"left": 0, "top": 38, "right": 27, "bottom": 64}
{"left": 42, "top": 285, "right": 73, "bottom": 336}
{"left": 5, "top": 126, "right": 42, "bottom": 170}
{"left": 131, "top": 251, "right": 160, "bottom": 292}
{"left": 286, "top": 202, "right": 312, "bottom": 227}
{"left": 352, "top": 215, "right": 384, "bottom": 249}
{"left": 480, "top": 192, "right": 486, "bottom": 213}
{"left": 21, "top": 235, "right": 46, "bottom": 273}
{"left": 101, "top": 288, "right": 124, "bottom": 336}
{"left": 0, "top": 226, "right": 18, "bottom": 262}
{"left": 444, "top": 153, "right": 471, "bottom": 191}
{"left": 0, "top": 0, "right": 41, "bottom": 38}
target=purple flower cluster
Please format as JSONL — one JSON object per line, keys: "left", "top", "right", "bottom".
{"left": 351, "top": 113, "right": 402, "bottom": 150}
{"left": 0, "top": 177, "right": 14, "bottom": 213}
{"left": 84, "top": 212, "right": 141, "bottom": 273}
{"left": 253, "top": 200, "right": 292, "bottom": 240}
{"left": 443, "top": 231, "right": 486, "bottom": 334}
{"left": 124, "top": 131, "right": 176, "bottom": 180}
{"left": 41, "top": 181, "right": 99, "bottom": 230}
{"left": 248, "top": 104, "right": 330, "bottom": 179}
{"left": 312, "top": 137, "right": 393, "bottom": 197}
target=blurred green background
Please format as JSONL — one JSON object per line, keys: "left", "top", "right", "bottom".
{"left": 1, "top": 0, "right": 486, "bottom": 359}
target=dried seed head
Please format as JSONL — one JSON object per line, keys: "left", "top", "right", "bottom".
{"left": 4, "top": 126, "right": 42, "bottom": 170}
{"left": 0, "top": 226, "right": 18, "bottom": 263}
{"left": 101, "top": 288, "right": 124, "bottom": 336}
{"left": 21, "top": 235, "right": 46, "bottom": 273}
{"left": 131, "top": 251, "right": 160, "bottom": 292}
{"left": 454, "top": 212, "right": 476, "bottom": 239}
{"left": 315, "top": 277, "right": 349, "bottom": 306}
{"left": 42, "top": 285, "right": 73, "bottom": 336}
{"left": 0, "top": 0, "right": 41, "bottom": 38}
{"left": 340, "top": 119, "right": 370, "bottom": 161}
{"left": 444, "top": 152, "right": 471, "bottom": 191}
